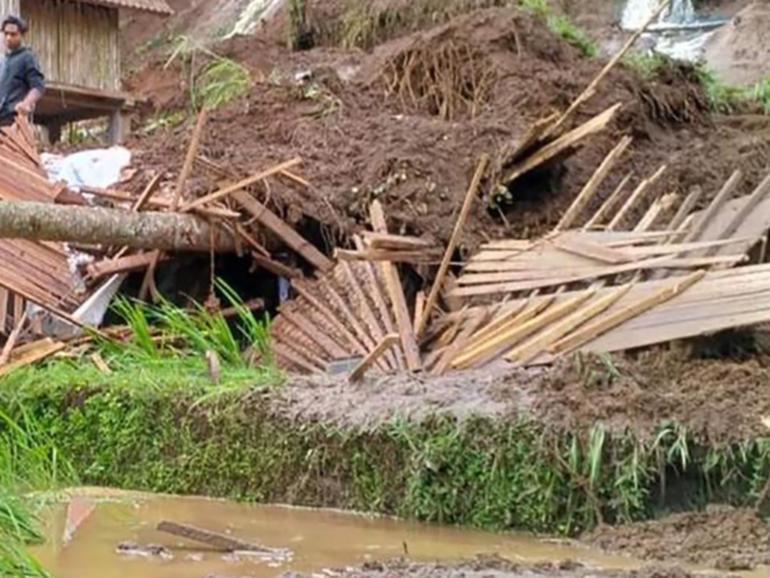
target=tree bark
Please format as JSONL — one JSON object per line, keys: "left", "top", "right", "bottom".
{"left": 0, "top": 201, "right": 236, "bottom": 252}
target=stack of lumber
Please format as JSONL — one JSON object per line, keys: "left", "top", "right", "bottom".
{"left": 440, "top": 156, "right": 770, "bottom": 371}
{"left": 271, "top": 201, "right": 421, "bottom": 376}
{"left": 0, "top": 118, "right": 87, "bottom": 336}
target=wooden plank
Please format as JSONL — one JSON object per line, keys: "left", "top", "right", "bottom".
{"left": 455, "top": 292, "right": 595, "bottom": 369}
{"left": 706, "top": 171, "right": 770, "bottom": 251}
{"left": 540, "top": 0, "right": 672, "bottom": 140}
{"left": 667, "top": 186, "right": 705, "bottom": 233}
{"left": 549, "top": 270, "right": 706, "bottom": 355}
{"left": 182, "top": 158, "right": 302, "bottom": 213}
{"left": 0, "top": 338, "right": 65, "bottom": 378}
{"left": 451, "top": 296, "right": 557, "bottom": 370}
{"left": 362, "top": 232, "right": 434, "bottom": 251}
{"left": 556, "top": 136, "right": 633, "bottom": 231}
{"left": 233, "top": 189, "right": 334, "bottom": 272}
{"left": 608, "top": 165, "right": 666, "bottom": 230}
{"left": 132, "top": 173, "right": 162, "bottom": 212}
{"left": 336, "top": 248, "right": 442, "bottom": 263}
{"left": 349, "top": 334, "right": 400, "bottom": 383}
{"left": 505, "top": 284, "right": 633, "bottom": 364}
{"left": 173, "top": 109, "right": 209, "bottom": 209}
{"left": 552, "top": 234, "right": 632, "bottom": 264}
{"left": 413, "top": 290, "right": 426, "bottom": 335}
{"left": 682, "top": 169, "right": 743, "bottom": 243}
{"left": 341, "top": 262, "right": 397, "bottom": 371}
{"left": 505, "top": 112, "right": 560, "bottom": 164}
{"left": 0, "top": 287, "right": 7, "bottom": 334}
{"left": 432, "top": 309, "right": 492, "bottom": 376}
{"left": 353, "top": 235, "right": 406, "bottom": 370}
{"left": 87, "top": 252, "right": 165, "bottom": 279}
{"left": 455, "top": 255, "right": 742, "bottom": 290}
{"left": 157, "top": 521, "right": 267, "bottom": 553}
{"left": 317, "top": 273, "right": 390, "bottom": 372}
{"left": 369, "top": 201, "right": 422, "bottom": 371}
{"left": 0, "top": 310, "right": 27, "bottom": 366}
{"left": 279, "top": 307, "right": 350, "bottom": 359}
{"left": 418, "top": 155, "right": 490, "bottom": 337}
{"left": 505, "top": 104, "right": 622, "bottom": 185}
{"left": 273, "top": 340, "right": 323, "bottom": 374}
{"left": 291, "top": 280, "right": 370, "bottom": 358}
{"left": 634, "top": 193, "right": 676, "bottom": 232}
{"left": 584, "top": 173, "right": 633, "bottom": 229}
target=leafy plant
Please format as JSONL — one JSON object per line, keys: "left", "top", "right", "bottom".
{"left": 165, "top": 36, "right": 252, "bottom": 111}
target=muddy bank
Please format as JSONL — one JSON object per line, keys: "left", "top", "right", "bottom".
{"left": 274, "top": 348, "right": 770, "bottom": 442}
{"left": 586, "top": 506, "right": 770, "bottom": 571}
{"left": 282, "top": 556, "right": 709, "bottom": 578}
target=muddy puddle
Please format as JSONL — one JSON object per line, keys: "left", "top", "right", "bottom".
{"left": 31, "top": 488, "right": 651, "bottom": 578}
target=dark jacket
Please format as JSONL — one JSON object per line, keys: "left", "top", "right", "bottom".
{"left": 0, "top": 46, "right": 45, "bottom": 121}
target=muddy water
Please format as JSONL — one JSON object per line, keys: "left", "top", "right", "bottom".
{"left": 32, "top": 489, "right": 642, "bottom": 578}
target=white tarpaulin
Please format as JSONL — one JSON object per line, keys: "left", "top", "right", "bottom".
{"left": 34, "top": 146, "right": 134, "bottom": 335}
{"left": 41, "top": 146, "right": 132, "bottom": 192}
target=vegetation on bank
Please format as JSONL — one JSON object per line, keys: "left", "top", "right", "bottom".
{"left": 2, "top": 365, "right": 770, "bottom": 537}
{"left": 0, "top": 408, "right": 76, "bottom": 578}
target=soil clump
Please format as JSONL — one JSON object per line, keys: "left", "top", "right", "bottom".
{"left": 585, "top": 505, "right": 770, "bottom": 571}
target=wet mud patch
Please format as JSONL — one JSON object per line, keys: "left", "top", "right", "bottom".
{"left": 585, "top": 505, "right": 770, "bottom": 571}
{"left": 282, "top": 556, "right": 712, "bottom": 578}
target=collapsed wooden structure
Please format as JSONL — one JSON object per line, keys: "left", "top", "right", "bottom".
{"left": 0, "top": 118, "right": 88, "bottom": 336}
{"left": 268, "top": 137, "right": 770, "bottom": 376}
{"left": 5, "top": 0, "right": 770, "bottom": 380}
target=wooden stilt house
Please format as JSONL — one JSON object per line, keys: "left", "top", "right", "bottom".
{"left": 0, "top": 0, "right": 173, "bottom": 143}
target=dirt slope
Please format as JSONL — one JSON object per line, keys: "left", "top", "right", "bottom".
{"left": 126, "top": 4, "right": 770, "bottom": 259}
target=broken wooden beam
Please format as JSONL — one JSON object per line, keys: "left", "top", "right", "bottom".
{"left": 156, "top": 521, "right": 268, "bottom": 553}
{"left": 418, "top": 155, "right": 490, "bottom": 337}
{"left": 349, "top": 333, "right": 400, "bottom": 383}
{"left": 369, "top": 201, "right": 422, "bottom": 371}
{"left": 87, "top": 252, "right": 170, "bottom": 280}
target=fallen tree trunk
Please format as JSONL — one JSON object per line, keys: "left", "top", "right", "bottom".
{"left": 0, "top": 201, "right": 237, "bottom": 252}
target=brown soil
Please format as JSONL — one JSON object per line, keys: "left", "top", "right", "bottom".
{"left": 704, "top": 1, "right": 770, "bottom": 87}
{"left": 125, "top": 4, "right": 770, "bottom": 255}
{"left": 281, "top": 555, "right": 712, "bottom": 578}
{"left": 585, "top": 505, "right": 770, "bottom": 571}
{"left": 272, "top": 345, "right": 770, "bottom": 443}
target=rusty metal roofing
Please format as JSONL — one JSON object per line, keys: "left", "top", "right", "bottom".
{"left": 66, "top": 0, "right": 174, "bottom": 15}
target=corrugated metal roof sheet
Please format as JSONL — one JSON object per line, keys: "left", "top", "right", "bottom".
{"left": 66, "top": 0, "right": 174, "bottom": 15}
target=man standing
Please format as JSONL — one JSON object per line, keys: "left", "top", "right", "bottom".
{"left": 0, "top": 15, "right": 44, "bottom": 126}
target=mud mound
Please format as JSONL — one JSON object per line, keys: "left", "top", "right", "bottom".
{"left": 527, "top": 349, "right": 770, "bottom": 441}
{"left": 585, "top": 505, "right": 770, "bottom": 571}
{"left": 704, "top": 1, "right": 770, "bottom": 87}
{"left": 128, "top": 6, "right": 725, "bottom": 252}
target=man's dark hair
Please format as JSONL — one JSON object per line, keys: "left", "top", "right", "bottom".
{"left": 2, "top": 15, "right": 28, "bottom": 34}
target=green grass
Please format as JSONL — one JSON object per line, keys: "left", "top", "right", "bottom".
{"left": 0, "top": 407, "right": 77, "bottom": 578}
{"left": 165, "top": 36, "right": 253, "bottom": 112}
{"left": 623, "top": 52, "right": 671, "bottom": 80}
{"left": 337, "top": 0, "right": 597, "bottom": 57}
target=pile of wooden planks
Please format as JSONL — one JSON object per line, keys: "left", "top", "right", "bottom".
{"left": 0, "top": 118, "right": 88, "bottom": 337}
{"left": 271, "top": 201, "right": 421, "bottom": 376}
{"left": 438, "top": 154, "right": 770, "bottom": 371}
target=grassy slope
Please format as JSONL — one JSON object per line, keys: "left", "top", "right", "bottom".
{"left": 2, "top": 362, "right": 769, "bottom": 537}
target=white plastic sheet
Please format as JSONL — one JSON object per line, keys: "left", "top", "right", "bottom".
{"left": 41, "top": 146, "right": 132, "bottom": 192}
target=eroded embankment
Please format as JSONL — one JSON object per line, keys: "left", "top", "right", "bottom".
{"left": 6, "top": 349, "right": 770, "bottom": 541}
